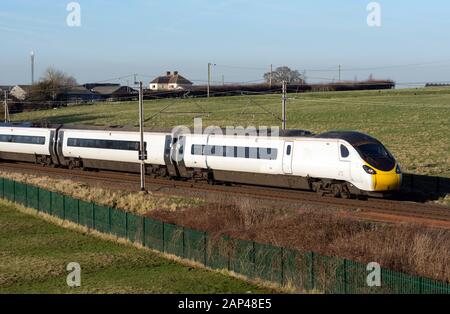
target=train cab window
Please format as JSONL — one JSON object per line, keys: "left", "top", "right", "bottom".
{"left": 340, "top": 145, "right": 350, "bottom": 158}
{"left": 286, "top": 145, "right": 292, "bottom": 156}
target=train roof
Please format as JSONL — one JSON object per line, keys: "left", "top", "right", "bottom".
{"left": 315, "top": 131, "right": 381, "bottom": 146}
{"left": 0, "top": 123, "right": 314, "bottom": 137}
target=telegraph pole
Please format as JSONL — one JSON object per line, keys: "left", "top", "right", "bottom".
{"left": 207, "top": 62, "right": 212, "bottom": 98}
{"left": 338, "top": 64, "right": 341, "bottom": 82}
{"left": 269, "top": 64, "right": 273, "bottom": 88}
{"left": 4, "top": 91, "right": 10, "bottom": 123}
{"left": 281, "top": 81, "right": 287, "bottom": 130}
{"left": 137, "top": 80, "right": 146, "bottom": 192}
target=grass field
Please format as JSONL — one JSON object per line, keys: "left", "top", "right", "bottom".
{"left": 11, "top": 87, "right": 450, "bottom": 177}
{"left": 0, "top": 200, "right": 270, "bottom": 294}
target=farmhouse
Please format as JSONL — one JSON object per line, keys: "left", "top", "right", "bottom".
{"left": 10, "top": 85, "right": 32, "bottom": 100}
{"left": 149, "top": 71, "right": 193, "bottom": 91}
{"left": 91, "top": 85, "right": 138, "bottom": 101}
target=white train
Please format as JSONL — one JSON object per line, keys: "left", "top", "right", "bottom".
{"left": 0, "top": 124, "right": 402, "bottom": 197}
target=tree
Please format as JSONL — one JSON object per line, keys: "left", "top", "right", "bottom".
{"left": 27, "top": 67, "right": 77, "bottom": 101}
{"left": 264, "top": 66, "right": 305, "bottom": 85}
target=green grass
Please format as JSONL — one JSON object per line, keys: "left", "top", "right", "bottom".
{"left": 0, "top": 201, "right": 270, "bottom": 294}
{"left": 11, "top": 87, "right": 450, "bottom": 177}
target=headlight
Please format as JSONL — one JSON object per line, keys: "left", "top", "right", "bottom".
{"left": 363, "top": 165, "right": 377, "bottom": 175}
{"left": 396, "top": 164, "right": 402, "bottom": 174}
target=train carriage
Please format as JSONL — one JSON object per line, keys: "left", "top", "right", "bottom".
{"left": 0, "top": 126, "right": 55, "bottom": 165}
{"left": 0, "top": 123, "right": 402, "bottom": 197}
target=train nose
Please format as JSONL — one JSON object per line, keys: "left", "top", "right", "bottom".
{"left": 373, "top": 168, "right": 402, "bottom": 191}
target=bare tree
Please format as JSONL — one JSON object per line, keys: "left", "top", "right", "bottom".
{"left": 264, "top": 66, "right": 305, "bottom": 84}
{"left": 28, "top": 67, "right": 77, "bottom": 102}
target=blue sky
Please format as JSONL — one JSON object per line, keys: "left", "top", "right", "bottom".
{"left": 1, "top": 0, "right": 450, "bottom": 86}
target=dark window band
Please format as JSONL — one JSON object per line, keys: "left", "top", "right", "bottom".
{"left": 0, "top": 134, "right": 45, "bottom": 145}
{"left": 67, "top": 138, "right": 142, "bottom": 151}
{"left": 191, "top": 144, "right": 278, "bottom": 160}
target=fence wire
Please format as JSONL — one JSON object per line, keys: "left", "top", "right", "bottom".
{"left": 1, "top": 177, "right": 449, "bottom": 294}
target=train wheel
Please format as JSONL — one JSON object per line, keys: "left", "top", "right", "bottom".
{"left": 332, "top": 185, "right": 342, "bottom": 198}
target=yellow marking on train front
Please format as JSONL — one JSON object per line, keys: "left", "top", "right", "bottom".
{"left": 371, "top": 164, "right": 402, "bottom": 192}
{"left": 366, "top": 164, "right": 402, "bottom": 192}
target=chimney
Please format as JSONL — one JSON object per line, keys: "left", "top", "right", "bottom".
{"left": 166, "top": 71, "right": 171, "bottom": 76}
{"left": 174, "top": 71, "right": 178, "bottom": 76}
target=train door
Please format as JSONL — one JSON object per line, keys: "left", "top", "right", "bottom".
{"left": 164, "top": 135, "right": 178, "bottom": 177}
{"left": 49, "top": 130, "right": 60, "bottom": 165}
{"left": 338, "top": 141, "right": 351, "bottom": 180}
{"left": 175, "top": 135, "right": 189, "bottom": 178}
{"left": 56, "top": 130, "right": 67, "bottom": 166}
{"left": 282, "top": 141, "right": 293, "bottom": 174}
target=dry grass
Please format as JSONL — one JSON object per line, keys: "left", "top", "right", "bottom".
{"left": 0, "top": 171, "right": 203, "bottom": 214}
{"left": 149, "top": 200, "right": 450, "bottom": 283}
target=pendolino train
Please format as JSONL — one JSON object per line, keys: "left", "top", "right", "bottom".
{"left": 0, "top": 123, "right": 402, "bottom": 198}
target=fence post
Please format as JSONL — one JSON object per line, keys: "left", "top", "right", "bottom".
{"left": 419, "top": 276, "right": 423, "bottom": 294}
{"left": 309, "top": 252, "right": 315, "bottom": 291}
{"left": 24, "top": 183, "right": 28, "bottom": 207}
{"left": 227, "top": 237, "right": 231, "bottom": 271}
{"left": 62, "top": 195, "right": 66, "bottom": 220}
{"left": 252, "top": 241, "right": 256, "bottom": 277}
{"left": 36, "top": 186, "right": 40, "bottom": 212}
{"left": 280, "top": 247, "right": 284, "bottom": 286}
{"left": 203, "top": 232, "right": 207, "bottom": 266}
{"left": 92, "top": 204, "right": 96, "bottom": 230}
{"left": 142, "top": 216, "right": 146, "bottom": 246}
{"left": 108, "top": 206, "right": 112, "bottom": 233}
{"left": 182, "top": 227, "right": 185, "bottom": 258}
{"left": 125, "top": 212, "right": 128, "bottom": 240}
{"left": 343, "top": 259, "right": 348, "bottom": 294}
{"left": 48, "top": 191, "right": 53, "bottom": 215}
{"left": 76, "top": 199, "right": 80, "bottom": 224}
{"left": 162, "top": 222, "right": 165, "bottom": 253}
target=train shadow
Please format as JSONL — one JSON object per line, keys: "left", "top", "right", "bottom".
{"left": 391, "top": 173, "right": 450, "bottom": 204}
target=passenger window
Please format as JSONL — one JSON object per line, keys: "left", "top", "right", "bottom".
{"left": 340, "top": 145, "right": 350, "bottom": 158}
{"left": 286, "top": 145, "right": 292, "bottom": 156}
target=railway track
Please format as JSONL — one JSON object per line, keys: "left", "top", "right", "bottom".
{"left": 1, "top": 162, "right": 449, "bottom": 227}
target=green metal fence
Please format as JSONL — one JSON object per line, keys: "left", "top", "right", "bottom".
{"left": 1, "top": 176, "right": 449, "bottom": 294}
